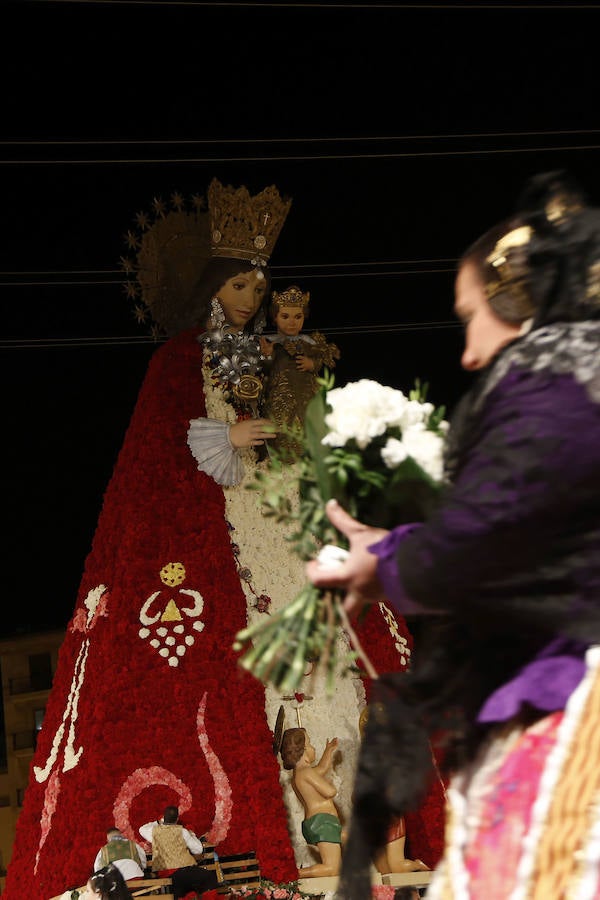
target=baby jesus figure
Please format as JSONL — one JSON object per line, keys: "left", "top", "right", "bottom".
{"left": 260, "top": 285, "right": 340, "bottom": 457}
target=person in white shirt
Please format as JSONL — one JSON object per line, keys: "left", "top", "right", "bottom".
{"left": 139, "top": 805, "right": 218, "bottom": 900}
{"left": 93, "top": 827, "right": 146, "bottom": 882}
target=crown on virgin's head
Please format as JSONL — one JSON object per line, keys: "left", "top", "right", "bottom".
{"left": 272, "top": 285, "right": 310, "bottom": 309}
{"left": 208, "top": 178, "right": 292, "bottom": 267}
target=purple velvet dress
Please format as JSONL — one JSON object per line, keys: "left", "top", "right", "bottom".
{"left": 368, "top": 321, "right": 600, "bottom": 898}
{"left": 372, "top": 332, "right": 600, "bottom": 722}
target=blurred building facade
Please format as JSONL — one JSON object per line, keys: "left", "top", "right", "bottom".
{"left": 0, "top": 630, "right": 64, "bottom": 893}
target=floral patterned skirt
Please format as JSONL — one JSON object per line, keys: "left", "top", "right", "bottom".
{"left": 427, "top": 646, "right": 600, "bottom": 900}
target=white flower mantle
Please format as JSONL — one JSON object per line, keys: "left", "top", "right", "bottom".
{"left": 203, "top": 359, "right": 367, "bottom": 867}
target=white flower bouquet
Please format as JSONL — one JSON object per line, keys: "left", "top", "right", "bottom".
{"left": 233, "top": 373, "right": 449, "bottom": 693}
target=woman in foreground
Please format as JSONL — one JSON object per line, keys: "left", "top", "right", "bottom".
{"left": 308, "top": 170, "right": 600, "bottom": 899}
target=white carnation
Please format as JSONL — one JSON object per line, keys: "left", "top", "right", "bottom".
{"left": 400, "top": 399, "right": 434, "bottom": 429}
{"left": 402, "top": 424, "right": 445, "bottom": 481}
{"left": 381, "top": 437, "right": 408, "bottom": 469}
{"left": 316, "top": 544, "right": 350, "bottom": 567}
{"left": 322, "top": 379, "right": 409, "bottom": 449}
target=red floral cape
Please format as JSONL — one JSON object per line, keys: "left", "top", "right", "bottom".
{"left": 6, "top": 332, "right": 297, "bottom": 900}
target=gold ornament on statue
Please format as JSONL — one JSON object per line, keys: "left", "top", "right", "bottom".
{"left": 208, "top": 178, "right": 292, "bottom": 272}
{"left": 120, "top": 179, "right": 291, "bottom": 337}
{"left": 232, "top": 374, "right": 263, "bottom": 405}
{"left": 120, "top": 192, "right": 211, "bottom": 338}
{"left": 271, "top": 285, "right": 310, "bottom": 310}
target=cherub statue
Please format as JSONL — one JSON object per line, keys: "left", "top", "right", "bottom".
{"left": 280, "top": 727, "right": 342, "bottom": 878}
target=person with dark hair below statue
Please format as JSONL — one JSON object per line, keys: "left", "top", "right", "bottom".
{"left": 140, "top": 805, "right": 219, "bottom": 900}
{"left": 280, "top": 728, "right": 342, "bottom": 879}
{"left": 393, "top": 890, "right": 420, "bottom": 900}
{"left": 93, "top": 826, "right": 146, "bottom": 883}
{"left": 307, "top": 171, "right": 600, "bottom": 899}
{"left": 81, "top": 863, "right": 134, "bottom": 899}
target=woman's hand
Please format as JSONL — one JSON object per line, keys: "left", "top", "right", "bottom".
{"left": 229, "top": 418, "right": 277, "bottom": 449}
{"left": 305, "top": 499, "right": 389, "bottom": 617}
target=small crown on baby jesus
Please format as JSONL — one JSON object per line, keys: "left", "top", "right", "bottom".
{"left": 271, "top": 285, "right": 310, "bottom": 310}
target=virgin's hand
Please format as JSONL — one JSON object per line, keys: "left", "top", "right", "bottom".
{"left": 229, "top": 418, "right": 277, "bottom": 449}
{"left": 305, "top": 499, "right": 389, "bottom": 617}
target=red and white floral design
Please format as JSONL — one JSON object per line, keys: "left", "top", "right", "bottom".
{"left": 4, "top": 331, "right": 297, "bottom": 900}
{"left": 4, "top": 330, "right": 444, "bottom": 900}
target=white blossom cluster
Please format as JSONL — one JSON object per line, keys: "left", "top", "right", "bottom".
{"left": 322, "top": 378, "right": 448, "bottom": 482}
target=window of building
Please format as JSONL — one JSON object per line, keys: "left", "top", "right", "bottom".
{"left": 34, "top": 708, "right": 45, "bottom": 732}
{"left": 28, "top": 653, "right": 52, "bottom": 692}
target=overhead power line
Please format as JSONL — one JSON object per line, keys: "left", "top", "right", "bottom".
{"left": 2, "top": 143, "right": 600, "bottom": 166}
{"left": 0, "top": 260, "right": 458, "bottom": 287}
{"left": 2, "top": 128, "right": 600, "bottom": 146}
{"left": 0, "top": 320, "right": 461, "bottom": 351}
{"left": 24, "top": 1, "right": 600, "bottom": 9}
{"left": 0, "top": 271, "right": 455, "bottom": 287}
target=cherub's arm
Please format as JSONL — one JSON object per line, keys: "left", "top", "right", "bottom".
{"left": 296, "top": 764, "right": 337, "bottom": 800}
{"left": 314, "top": 737, "right": 338, "bottom": 775}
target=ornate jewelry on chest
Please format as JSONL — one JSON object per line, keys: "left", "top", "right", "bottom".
{"left": 200, "top": 327, "right": 268, "bottom": 416}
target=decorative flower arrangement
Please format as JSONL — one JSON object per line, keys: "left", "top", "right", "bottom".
{"left": 201, "top": 327, "right": 269, "bottom": 416}
{"left": 233, "top": 374, "right": 449, "bottom": 694}
{"left": 228, "top": 880, "right": 305, "bottom": 900}
{"left": 227, "top": 880, "right": 399, "bottom": 900}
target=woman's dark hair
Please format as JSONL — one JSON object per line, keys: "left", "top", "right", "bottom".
{"left": 89, "top": 863, "right": 133, "bottom": 899}
{"left": 279, "top": 727, "right": 306, "bottom": 770}
{"left": 459, "top": 215, "right": 537, "bottom": 325}
{"left": 459, "top": 170, "right": 600, "bottom": 329}
{"left": 189, "top": 257, "right": 272, "bottom": 331}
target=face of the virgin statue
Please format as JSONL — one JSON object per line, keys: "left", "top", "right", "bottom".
{"left": 275, "top": 305, "right": 305, "bottom": 337}
{"left": 216, "top": 269, "right": 267, "bottom": 332}
{"left": 454, "top": 261, "right": 522, "bottom": 370}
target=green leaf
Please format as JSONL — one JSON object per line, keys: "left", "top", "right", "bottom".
{"left": 303, "top": 384, "right": 335, "bottom": 503}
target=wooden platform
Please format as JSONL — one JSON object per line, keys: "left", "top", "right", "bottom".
{"left": 298, "top": 869, "right": 433, "bottom": 894}
{"left": 129, "top": 877, "right": 174, "bottom": 898}
{"left": 50, "top": 849, "right": 432, "bottom": 899}
{"left": 381, "top": 871, "right": 433, "bottom": 888}
{"left": 49, "top": 876, "right": 174, "bottom": 900}
{"left": 48, "top": 845, "right": 261, "bottom": 900}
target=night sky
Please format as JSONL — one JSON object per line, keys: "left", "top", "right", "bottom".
{"left": 3, "top": 0, "right": 600, "bottom": 635}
